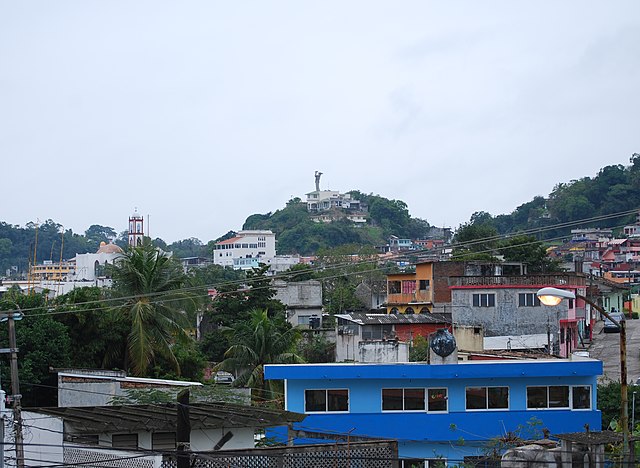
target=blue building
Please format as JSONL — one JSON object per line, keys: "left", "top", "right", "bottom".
{"left": 265, "top": 358, "right": 602, "bottom": 467}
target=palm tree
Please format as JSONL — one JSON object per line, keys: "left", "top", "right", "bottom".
{"left": 217, "top": 309, "right": 304, "bottom": 403}
{"left": 109, "top": 241, "right": 199, "bottom": 376}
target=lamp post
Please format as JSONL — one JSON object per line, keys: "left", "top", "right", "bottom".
{"left": 537, "top": 287, "right": 630, "bottom": 464}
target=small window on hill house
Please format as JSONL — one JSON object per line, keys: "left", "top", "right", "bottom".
{"left": 389, "top": 281, "right": 401, "bottom": 294}
{"left": 472, "top": 293, "right": 495, "bottom": 307}
{"left": 419, "top": 280, "right": 430, "bottom": 290}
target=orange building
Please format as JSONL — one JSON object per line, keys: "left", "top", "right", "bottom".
{"left": 385, "top": 261, "right": 466, "bottom": 314}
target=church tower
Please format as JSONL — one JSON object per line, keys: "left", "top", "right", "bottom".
{"left": 128, "top": 209, "right": 145, "bottom": 247}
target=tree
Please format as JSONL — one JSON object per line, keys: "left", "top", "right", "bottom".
{"left": 207, "top": 264, "right": 285, "bottom": 327}
{"left": 298, "top": 333, "right": 335, "bottom": 363}
{"left": 53, "top": 287, "right": 129, "bottom": 369}
{"left": 216, "top": 309, "right": 303, "bottom": 403}
{"left": 84, "top": 225, "right": 117, "bottom": 250}
{"left": 108, "top": 240, "right": 201, "bottom": 376}
{"left": 452, "top": 218, "right": 499, "bottom": 261}
{"left": 0, "top": 289, "right": 72, "bottom": 406}
{"left": 499, "top": 235, "right": 560, "bottom": 273}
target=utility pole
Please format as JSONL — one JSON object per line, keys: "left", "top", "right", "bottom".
{"left": 5, "top": 307, "right": 24, "bottom": 468}
{"left": 176, "top": 389, "right": 190, "bottom": 468}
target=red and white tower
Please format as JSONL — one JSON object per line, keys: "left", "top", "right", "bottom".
{"left": 128, "top": 209, "right": 145, "bottom": 247}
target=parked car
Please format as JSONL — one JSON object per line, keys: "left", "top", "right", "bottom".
{"left": 213, "top": 371, "right": 235, "bottom": 384}
{"left": 603, "top": 310, "right": 625, "bottom": 333}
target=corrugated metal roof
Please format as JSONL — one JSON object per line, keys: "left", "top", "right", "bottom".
{"left": 336, "top": 312, "right": 450, "bottom": 325}
{"left": 30, "top": 402, "right": 305, "bottom": 434}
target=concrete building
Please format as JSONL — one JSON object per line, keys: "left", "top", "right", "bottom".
{"left": 212, "top": 230, "right": 276, "bottom": 270}
{"left": 55, "top": 369, "right": 202, "bottom": 407}
{"left": 273, "top": 279, "right": 323, "bottom": 327}
{"left": 335, "top": 312, "right": 451, "bottom": 362}
{"left": 450, "top": 273, "right": 587, "bottom": 357}
{"left": 265, "top": 357, "right": 602, "bottom": 466}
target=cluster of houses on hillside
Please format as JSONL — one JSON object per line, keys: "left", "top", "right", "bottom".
{"left": 6, "top": 187, "right": 640, "bottom": 465}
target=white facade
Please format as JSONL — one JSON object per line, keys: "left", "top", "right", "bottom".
{"left": 213, "top": 230, "right": 276, "bottom": 269}
{"left": 73, "top": 250, "right": 123, "bottom": 281}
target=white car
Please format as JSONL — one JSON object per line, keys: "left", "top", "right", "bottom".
{"left": 603, "top": 311, "right": 625, "bottom": 333}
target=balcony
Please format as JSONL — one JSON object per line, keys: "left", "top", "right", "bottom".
{"left": 387, "top": 289, "right": 431, "bottom": 305}
{"left": 448, "top": 274, "right": 585, "bottom": 288}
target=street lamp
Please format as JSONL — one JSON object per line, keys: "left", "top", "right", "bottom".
{"left": 536, "top": 287, "right": 630, "bottom": 464}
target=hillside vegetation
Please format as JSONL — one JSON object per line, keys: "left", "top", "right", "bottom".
{"left": 2, "top": 156, "right": 639, "bottom": 274}
{"left": 459, "top": 156, "right": 640, "bottom": 238}
{"left": 242, "top": 192, "right": 431, "bottom": 255}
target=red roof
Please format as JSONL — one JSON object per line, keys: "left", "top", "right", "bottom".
{"left": 216, "top": 236, "right": 241, "bottom": 245}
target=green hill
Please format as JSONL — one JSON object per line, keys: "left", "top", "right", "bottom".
{"left": 242, "top": 192, "right": 431, "bottom": 255}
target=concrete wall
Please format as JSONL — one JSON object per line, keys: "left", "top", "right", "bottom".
{"left": 452, "top": 288, "right": 568, "bottom": 337}
{"left": 21, "top": 412, "right": 64, "bottom": 467}
{"left": 358, "top": 340, "right": 409, "bottom": 363}
{"left": 336, "top": 333, "right": 360, "bottom": 362}
{"left": 454, "top": 325, "right": 484, "bottom": 351}
{"left": 274, "top": 280, "right": 323, "bottom": 327}
{"left": 274, "top": 280, "right": 322, "bottom": 307}
{"left": 59, "top": 381, "right": 120, "bottom": 406}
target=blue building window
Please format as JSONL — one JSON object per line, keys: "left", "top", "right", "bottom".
{"left": 382, "top": 388, "right": 448, "bottom": 412}
{"left": 382, "top": 388, "right": 424, "bottom": 411}
{"left": 304, "top": 389, "right": 349, "bottom": 413}
{"left": 526, "top": 385, "right": 591, "bottom": 410}
{"left": 465, "top": 387, "right": 509, "bottom": 410}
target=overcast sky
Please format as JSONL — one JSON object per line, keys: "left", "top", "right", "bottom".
{"left": 1, "top": 1, "right": 639, "bottom": 243}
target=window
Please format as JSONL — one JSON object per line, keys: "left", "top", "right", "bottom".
{"left": 472, "top": 294, "right": 495, "bottom": 307}
{"left": 389, "top": 281, "right": 401, "bottom": 294}
{"left": 382, "top": 388, "right": 425, "bottom": 411}
{"left": 427, "top": 388, "right": 448, "bottom": 412}
{"left": 402, "top": 280, "right": 416, "bottom": 294}
{"left": 466, "top": 387, "right": 509, "bottom": 410}
{"left": 518, "top": 293, "right": 540, "bottom": 307}
{"left": 305, "top": 389, "right": 349, "bottom": 412}
{"left": 572, "top": 386, "right": 591, "bottom": 409}
{"left": 419, "top": 280, "right": 430, "bottom": 290}
{"left": 527, "top": 386, "right": 589, "bottom": 409}
{"left": 69, "top": 434, "right": 99, "bottom": 445}
{"left": 152, "top": 432, "right": 176, "bottom": 450}
{"left": 112, "top": 433, "right": 138, "bottom": 449}
{"left": 401, "top": 460, "right": 447, "bottom": 468}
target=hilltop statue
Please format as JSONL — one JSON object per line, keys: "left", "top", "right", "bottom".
{"left": 314, "top": 171, "right": 323, "bottom": 192}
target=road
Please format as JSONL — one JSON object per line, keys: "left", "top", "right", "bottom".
{"left": 588, "top": 318, "right": 640, "bottom": 384}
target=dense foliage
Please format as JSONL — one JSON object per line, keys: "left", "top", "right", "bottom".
{"left": 242, "top": 193, "right": 431, "bottom": 254}
{"left": 464, "top": 155, "right": 640, "bottom": 238}
{"left": 108, "top": 241, "right": 202, "bottom": 376}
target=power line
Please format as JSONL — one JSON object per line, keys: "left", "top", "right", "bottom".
{"left": 3, "top": 206, "right": 636, "bottom": 317}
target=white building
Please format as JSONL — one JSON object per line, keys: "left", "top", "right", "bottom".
{"left": 212, "top": 230, "right": 276, "bottom": 270}
{"left": 73, "top": 242, "right": 124, "bottom": 282}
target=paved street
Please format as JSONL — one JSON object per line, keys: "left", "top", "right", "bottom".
{"left": 588, "top": 318, "right": 640, "bottom": 384}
